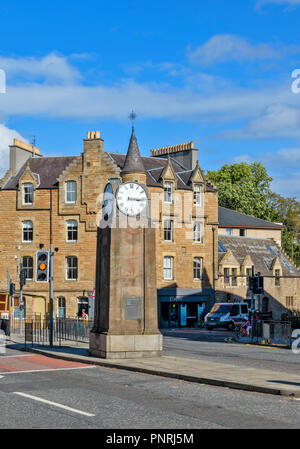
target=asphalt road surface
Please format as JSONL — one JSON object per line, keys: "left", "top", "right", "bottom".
{"left": 1, "top": 346, "right": 300, "bottom": 429}
{"left": 162, "top": 329, "right": 300, "bottom": 374}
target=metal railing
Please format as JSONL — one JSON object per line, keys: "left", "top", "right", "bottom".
{"left": 24, "top": 318, "right": 94, "bottom": 346}
{"left": 235, "top": 320, "right": 292, "bottom": 347}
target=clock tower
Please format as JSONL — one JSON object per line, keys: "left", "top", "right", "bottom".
{"left": 89, "top": 127, "right": 163, "bottom": 359}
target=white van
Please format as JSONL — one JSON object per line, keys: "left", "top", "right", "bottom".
{"left": 204, "top": 303, "right": 249, "bottom": 331}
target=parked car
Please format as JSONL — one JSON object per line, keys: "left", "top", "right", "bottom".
{"left": 204, "top": 303, "right": 249, "bottom": 331}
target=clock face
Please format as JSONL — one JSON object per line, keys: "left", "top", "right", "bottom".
{"left": 103, "top": 183, "right": 114, "bottom": 219}
{"left": 116, "top": 182, "right": 148, "bottom": 216}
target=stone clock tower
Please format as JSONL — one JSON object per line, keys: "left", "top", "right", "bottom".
{"left": 89, "top": 128, "right": 163, "bottom": 359}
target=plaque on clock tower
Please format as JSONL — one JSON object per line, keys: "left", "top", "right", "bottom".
{"left": 89, "top": 127, "right": 163, "bottom": 359}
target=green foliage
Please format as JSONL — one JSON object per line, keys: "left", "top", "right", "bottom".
{"left": 207, "top": 162, "right": 300, "bottom": 266}
{"left": 207, "top": 162, "right": 275, "bottom": 221}
{"left": 287, "top": 309, "right": 300, "bottom": 330}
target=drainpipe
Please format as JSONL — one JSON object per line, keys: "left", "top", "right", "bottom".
{"left": 212, "top": 226, "right": 217, "bottom": 304}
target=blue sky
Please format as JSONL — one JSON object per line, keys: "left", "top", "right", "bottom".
{"left": 0, "top": 0, "right": 300, "bottom": 199}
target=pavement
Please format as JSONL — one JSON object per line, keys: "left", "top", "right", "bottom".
{"left": 6, "top": 333, "right": 300, "bottom": 398}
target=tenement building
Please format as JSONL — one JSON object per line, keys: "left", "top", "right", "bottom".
{"left": 0, "top": 131, "right": 299, "bottom": 326}
{"left": 0, "top": 131, "right": 218, "bottom": 326}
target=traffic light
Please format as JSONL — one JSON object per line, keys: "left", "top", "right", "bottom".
{"left": 9, "top": 282, "right": 15, "bottom": 296}
{"left": 20, "top": 269, "right": 27, "bottom": 289}
{"left": 254, "top": 274, "right": 264, "bottom": 295}
{"left": 36, "top": 250, "right": 49, "bottom": 282}
{"left": 249, "top": 273, "right": 264, "bottom": 294}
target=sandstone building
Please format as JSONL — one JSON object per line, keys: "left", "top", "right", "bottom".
{"left": 0, "top": 131, "right": 299, "bottom": 326}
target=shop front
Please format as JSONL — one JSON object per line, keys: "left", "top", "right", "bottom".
{"left": 158, "top": 289, "right": 213, "bottom": 329}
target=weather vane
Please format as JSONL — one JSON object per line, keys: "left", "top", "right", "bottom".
{"left": 129, "top": 110, "right": 137, "bottom": 129}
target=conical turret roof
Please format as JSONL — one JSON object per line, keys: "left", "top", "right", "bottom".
{"left": 122, "top": 127, "right": 146, "bottom": 174}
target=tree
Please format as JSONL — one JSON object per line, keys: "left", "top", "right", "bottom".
{"left": 267, "top": 192, "right": 300, "bottom": 265}
{"left": 206, "top": 162, "right": 300, "bottom": 265}
{"left": 207, "top": 162, "right": 275, "bottom": 221}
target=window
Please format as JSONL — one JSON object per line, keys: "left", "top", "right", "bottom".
{"left": 193, "top": 257, "right": 202, "bottom": 280}
{"left": 194, "top": 184, "right": 202, "bottom": 206}
{"left": 22, "top": 221, "right": 33, "bottom": 242}
{"left": 286, "top": 296, "right": 295, "bottom": 308}
{"left": 164, "top": 182, "right": 173, "bottom": 203}
{"left": 275, "top": 269, "right": 280, "bottom": 286}
{"left": 57, "top": 297, "right": 66, "bottom": 318}
{"left": 66, "top": 220, "right": 78, "bottom": 242}
{"left": 226, "top": 228, "right": 233, "bottom": 236}
{"left": 22, "top": 183, "right": 34, "bottom": 205}
{"left": 22, "top": 256, "right": 33, "bottom": 280}
{"left": 163, "top": 256, "right": 173, "bottom": 280}
{"left": 232, "top": 268, "right": 238, "bottom": 286}
{"left": 240, "top": 229, "right": 246, "bottom": 237}
{"left": 164, "top": 220, "right": 173, "bottom": 241}
{"left": 224, "top": 268, "right": 230, "bottom": 285}
{"left": 246, "top": 268, "right": 252, "bottom": 286}
{"left": 194, "top": 222, "right": 202, "bottom": 243}
{"left": 66, "top": 256, "right": 78, "bottom": 280}
{"left": 77, "top": 297, "right": 89, "bottom": 318}
{"left": 65, "top": 181, "right": 77, "bottom": 204}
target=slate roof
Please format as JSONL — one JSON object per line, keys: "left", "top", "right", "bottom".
{"left": 218, "top": 235, "right": 300, "bottom": 277}
{"left": 1, "top": 149, "right": 216, "bottom": 193}
{"left": 2, "top": 156, "right": 77, "bottom": 189}
{"left": 108, "top": 152, "right": 216, "bottom": 192}
{"left": 218, "top": 206, "right": 285, "bottom": 230}
{"left": 122, "top": 128, "right": 146, "bottom": 174}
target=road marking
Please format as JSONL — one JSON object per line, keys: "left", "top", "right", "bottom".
{"left": 13, "top": 392, "right": 95, "bottom": 417}
{"left": 0, "top": 366, "right": 96, "bottom": 375}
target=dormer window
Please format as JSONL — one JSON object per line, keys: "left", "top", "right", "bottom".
{"left": 194, "top": 184, "right": 202, "bottom": 206}
{"left": 275, "top": 269, "right": 281, "bottom": 286}
{"left": 164, "top": 181, "right": 173, "bottom": 204}
{"left": 22, "top": 183, "right": 34, "bottom": 205}
{"left": 65, "top": 181, "right": 77, "bottom": 204}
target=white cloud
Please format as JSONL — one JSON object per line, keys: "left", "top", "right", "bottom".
{"left": 0, "top": 53, "right": 81, "bottom": 84}
{"left": 227, "top": 147, "right": 300, "bottom": 199}
{"left": 0, "top": 124, "right": 26, "bottom": 176}
{"left": 187, "top": 34, "right": 297, "bottom": 66}
{"left": 220, "top": 103, "right": 300, "bottom": 140}
{"left": 271, "top": 173, "right": 300, "bottom": 199}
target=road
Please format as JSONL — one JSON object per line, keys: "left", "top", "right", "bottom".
{"left": 1, "top": 345, "right": 300, "bottom": 429}
{"left": 162, "top": 328, "right": 300, "bottom": 374}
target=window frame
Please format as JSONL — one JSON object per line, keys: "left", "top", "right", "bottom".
{"left": 65, "top": 181, "right": 77, "bottom": 204}
{"left": 194, "top": 221, "right": 202, "bottom": 243}
{"left": 22, "top": 256, "right": 34, "bottom": 280}
{"left": 66, "top": 219, "right": 78, "bottom": 242}
{"left": 275, "top": 269, "right": 281, "bottom": 286}
{"left": 22, "top": 221, "right": 33, "bottom": 243}
{"left": 66, "top": 256, "right": 78, "bottom": 281}
{"left": 224, "top": 268, "right": 230, "bottom": 285}
{"left": 163, "top": 256, "right": 174, "bottom": 281}
{"left": 231, "top": 268, "right": 238, "bottom": 287}
{"left": 22, "top": 183, "right": 34, "bottom": 205}
{"left": 193, "top": 184, "right": 202, "bottom": 206}
{"left": 163, "top": 219, "right": 173, "bottom": 242}
{"left": 164, "top": 181, "right": 173, "bottom": 204}
{"left": 57, "top": 296, "right": 66, "bottom": 318}
{"left": 193, "top": 257, "right": 203, "bottom": 280}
